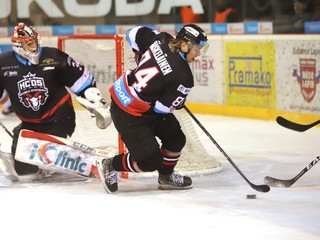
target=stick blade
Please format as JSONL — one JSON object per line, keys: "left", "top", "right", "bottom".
{"left": 276, "top": 116, "right": 320, "bottom": 132}
{"left": 252, "top": 183, "right": 270, "bottom": 192}
{"left": 264, "top": 176, "right": 293, "bottom": 188}
{"left": 276, "top": 116, "right": 305, "bottom": 132}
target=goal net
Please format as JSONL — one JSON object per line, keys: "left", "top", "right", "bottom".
{"left": 57, "top": 35, "right": 221, "bottom": 176}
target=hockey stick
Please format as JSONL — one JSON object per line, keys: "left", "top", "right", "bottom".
{"left": 0, "top": 122, "right": 18, "bottom": 181}
{"left": 276, "top": 116, "right": 320, "bottom": 132}
{"left": 0, "top": 151, "right": 19, "bottom": 182}
{"left": 0, "top": 121, "right": 13, "bottom": 138}
{"left": 264, "top": 156, "right": 320, "bottom": 187}
{"left": 183, "top": 106, "right": 270, "bottom": 193}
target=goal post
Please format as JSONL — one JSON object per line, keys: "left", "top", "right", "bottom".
{"left": 57, "top": 34, "right": 222, "bottom": 176}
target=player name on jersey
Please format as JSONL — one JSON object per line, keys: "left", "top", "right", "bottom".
{"left": 150, "top": 41, "right": 172, "bottom": 76}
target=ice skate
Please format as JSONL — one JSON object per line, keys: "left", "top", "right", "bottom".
{"left": 158, "top": 172, "right": 192, "bottom": 190}
{"left": 96, "top": 158, "right": 119, "bottom": 193}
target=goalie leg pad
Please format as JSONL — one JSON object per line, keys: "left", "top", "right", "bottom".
{"left": 15, "top": 130, "right": 100, "bottom": 179}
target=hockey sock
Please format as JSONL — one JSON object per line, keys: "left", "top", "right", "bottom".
{"left": 158, "top": 149, "right": 180, "bottom": 175}
{"left": 112, "top": 153, "right": 141, "bottom": 173}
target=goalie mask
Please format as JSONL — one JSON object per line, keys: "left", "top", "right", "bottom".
{"left": 176, "top": 24, "right": 209, "bottom": 56}
{"left": 11, "top": 23, "right": 40, "bottom": 65}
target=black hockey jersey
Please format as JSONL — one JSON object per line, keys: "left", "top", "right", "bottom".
{"left": 0, "top": 47, "right": 95, "bottom": 124}
{"left": 109, "top": 26, "right": 193, "bottom": 117}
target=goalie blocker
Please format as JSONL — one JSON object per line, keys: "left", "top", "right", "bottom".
{"left": 14, "top": 130, "right": 117, "bottom": 179}
{"left": 76, "top": 87, "right": 112, "bottom": 129}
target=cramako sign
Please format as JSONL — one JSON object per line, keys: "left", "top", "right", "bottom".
{"left": 0, "top": 0, "right": 204, "bottom": 18}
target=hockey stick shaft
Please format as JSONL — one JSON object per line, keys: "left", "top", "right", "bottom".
{"left": 183, "top": 106, "right": 270, "bottom": 193}
{"left": 276, "top": 116, "right": 320, "bottom": 132}
{"left": 264, "top": 156, "right": 320, "bottom": 187}
{"left": 0, "top": 121, "right": 13, "bottom": 138}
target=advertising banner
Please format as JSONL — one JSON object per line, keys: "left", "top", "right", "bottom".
{"left": 0, "top": 34, "right": 319, "bottom": 117}
{"left": 276, "top": 36, "right": 320, "bottom": 114}
{"left": 225, "top": 41, "right": 276, "bottom": 109}
{"left": 187, "top": 36, "right": 224, "bottom": 104}
{"left": 0, "top": 44, "right": 11, "bottom": 54}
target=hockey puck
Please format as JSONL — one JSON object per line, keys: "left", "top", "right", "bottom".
{"left": 246, "top": 194, "right": 256, "bottom": 199}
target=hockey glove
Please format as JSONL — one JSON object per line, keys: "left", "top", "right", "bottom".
{"left": 76, "top": 88, "right": 112, "bottom": 129}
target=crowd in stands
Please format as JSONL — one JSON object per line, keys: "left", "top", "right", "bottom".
{"left": 179, "top": 0, "right": 319, "bottom": 33}
{"left": 1, "top": 0, "right": 319, "bottom": 34}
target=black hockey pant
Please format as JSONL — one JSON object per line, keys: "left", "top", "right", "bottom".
{"left": 110, "top": 100, "right": 186, "bottom": 174}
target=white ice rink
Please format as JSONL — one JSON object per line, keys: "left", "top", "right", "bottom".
{"left": 0, "top": 111, "right": 319, "bottom": 240}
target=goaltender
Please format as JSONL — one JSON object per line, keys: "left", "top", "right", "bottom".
{"left": 0, "top": 23, "right": 110, "bottom": 180}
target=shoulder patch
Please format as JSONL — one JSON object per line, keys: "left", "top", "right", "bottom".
{"left": 177, "top": 84, "right": 191, "bottom": 94}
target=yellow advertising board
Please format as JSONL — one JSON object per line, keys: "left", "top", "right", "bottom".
{"left": 225, "top": 42, "right": 276, "bottom": 109}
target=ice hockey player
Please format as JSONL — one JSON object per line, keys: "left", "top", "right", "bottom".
{"left": 96, "top": 24, "right": 209, "bottom": 193}
{"left": 0, "top": 23, "right": 111, "bottom": 180}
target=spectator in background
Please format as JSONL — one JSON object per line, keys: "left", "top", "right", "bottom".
{"left": 180, "top": 6, "right": 200, "bottom": 24}
{"left": 311, "top": 0, "right": 320, "bottom": 20}
{"left": 213, "top": 0, "right": 239, "bottom": 23}
{"left": 288, "top": 0, "right": 312, "bottom": 33}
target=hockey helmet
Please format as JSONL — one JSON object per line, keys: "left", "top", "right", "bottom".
{"left": 176, "top": 24, "right": 208, "bottom": 47}
{"left": 176, "top": 24, "right": 209, "bottom": 55}
{"left": 11, "top": 23, "right": 40, "bottom": 65}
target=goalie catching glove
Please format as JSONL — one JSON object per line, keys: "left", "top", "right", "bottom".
{"left": 76, "top": 88, "right": 111, "bottom": 129}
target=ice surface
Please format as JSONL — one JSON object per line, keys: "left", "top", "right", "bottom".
{"left": 0, "top": 112, "right": 319, "bottom": 240}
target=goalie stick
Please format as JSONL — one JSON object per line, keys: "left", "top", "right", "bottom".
{"left": 276, "top": 116, "right": 320, "bottom": 132}
{"left": 0, "top": 121, "right": 18, "bottom": 181}
{"left": 0, "top": 121, "right": 13, "bottom": 138}
{"left": 264, "top": 156, "right": 320, "bottom": 187}
{"left": 0, "top": 151, "right": 19, "bottom": 182}
{"left": 183, "top": 106, "right": 270, "bottom": 193}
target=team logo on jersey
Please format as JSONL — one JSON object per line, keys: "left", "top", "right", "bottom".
{"left": 17, "top": 72, "right": 49, "bottom": 111}
{"left": 40, "top": 58, "right": 59, "bottom": 66}
{"left": 292, "top": 58, "right": 320, "bottom": 103}
{"left": 177, "top": 84, "right": 191, "bottom": 95}
{"left": 4, "top": 70, "right": 18, "bottom": 77}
